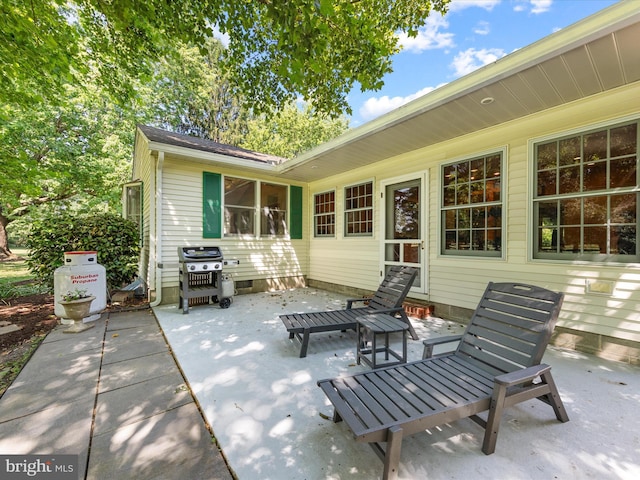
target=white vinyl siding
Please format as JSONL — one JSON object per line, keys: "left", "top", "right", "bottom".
{"left": 133, "top": 82, "right": 640, "bottom": 347}
{"left": 308, "top": 83, "right": 640, "bottom": 344}
{"left": 131, "top": 132, "right": 153, "bottom": 290}
{"left": 159, "top": 161, "right": 308, "bottom": 291}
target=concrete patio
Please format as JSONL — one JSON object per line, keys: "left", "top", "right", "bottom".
{"left": 1, "top": 287, "right": 638, "bottom": 479}
{"left": 154, "top": 287, "right": 640, "bottom": 480}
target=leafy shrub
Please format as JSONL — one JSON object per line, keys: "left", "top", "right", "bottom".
{"left": 26, "top": 211, "right": 140, "bottom": 292}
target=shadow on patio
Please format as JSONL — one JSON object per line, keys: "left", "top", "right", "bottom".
{"left": 154, "top": 288, "right": 640, "bottom": 480}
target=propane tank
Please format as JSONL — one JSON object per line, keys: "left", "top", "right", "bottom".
{"left": 221, "top": 274, "right": 235, "bottom": 298}
{"left": 54, "top": 251, "right": 107, "bottom": 323}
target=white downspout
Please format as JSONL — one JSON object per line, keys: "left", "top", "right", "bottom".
{"left": 150, "top": 151, "right": 164, "bottom": 307}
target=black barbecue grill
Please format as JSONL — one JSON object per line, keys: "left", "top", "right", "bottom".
{"left": 178, "top": 246, "right": 239, "bottom": 313}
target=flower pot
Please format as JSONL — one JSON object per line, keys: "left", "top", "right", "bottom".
{"left": 58, "top": 296, "right": 96, "bottom": 333}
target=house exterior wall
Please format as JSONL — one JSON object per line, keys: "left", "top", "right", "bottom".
{"left": 131, "top": 83, "right": 639, "bottom": 363}
{"left": 132, "top": 131, "right": 154, "bottom": 296}
{"left": 157, "top": 158, "right": 309, "bottom": 304}
{"left": 307, "top": 83, "right": 640, "bottom": 363}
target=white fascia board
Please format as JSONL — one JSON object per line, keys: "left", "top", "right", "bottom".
{"left": 147, "top": 141, "right": 279, "bottom": 173}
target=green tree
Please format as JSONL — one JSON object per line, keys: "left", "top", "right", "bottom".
{"left": 138, "top": 39, "right": 348, "bottom": 156}
{"left": 139, "top": 38, "right": 250, "bottom": 145}
{"left": 1, "top": 0, "right": 451, "bottom": 117}
{"left": 241, "top": 102, "right": 348, "bottom": 158}
{"left": 0, "top": 80, "right": 133, "bottom": 258}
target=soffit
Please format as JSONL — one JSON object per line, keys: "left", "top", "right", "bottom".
{"left": 278, "top": 4, "right": 640, "bottom": 182}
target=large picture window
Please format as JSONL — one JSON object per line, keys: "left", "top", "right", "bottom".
{"left": 344, "top": 181, "right": 373, "bottom": 236}
{"left": 224, "top": 176, "right": 256, "bottom": 236}
{"left": 441, "top": 153, "right": 503, "bottom": 256}
{"left": 533, "top": 121, "right": 638, "bottom": 262}
{"left": 314, "top": 191, "right": 335, "bottom": 237}
{"left": 261, "top": 182, "right": 288, "bottom": 237}
{"left": 223, "top": 177, "right": 290, "bottom": 237}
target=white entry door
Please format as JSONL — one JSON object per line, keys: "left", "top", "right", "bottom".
{"left": 381, "top": 174, "right": 427, "bottom": 293}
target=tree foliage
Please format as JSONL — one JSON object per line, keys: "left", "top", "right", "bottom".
{"left": 137, "top": 38, "right": 349, "bottom": 157}
{"left": 241, "top": 103, "right": 348, "bottom": 158}
{"left": 139, "top": 39, "right": 250, "bottom": 145}
{"left": 0, "top": 78, "right": 134, "bottom": 257}
{"left": 1, "top": 0, "right": 441, "bottom": 260}
{"left": 1, "top": 0, "right": 451, "bottom": 117}
{"left": 25, "top": 211, "right": 140, "bottom": 291}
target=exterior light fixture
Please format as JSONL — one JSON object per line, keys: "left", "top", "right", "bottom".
{"left": 480, "top": 97, "right": 495, "bottom": 105}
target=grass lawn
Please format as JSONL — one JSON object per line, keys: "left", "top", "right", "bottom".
{"left": 0, "top": 248, "right": 47, "bottom": 300}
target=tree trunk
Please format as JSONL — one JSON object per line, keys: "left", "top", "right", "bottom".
{"left": 0, "top": 211, "right": 12, "bottom": 259}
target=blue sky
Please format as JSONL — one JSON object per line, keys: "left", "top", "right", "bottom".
{"left": 346, "top": 0, "right": 620, "bottom": 127}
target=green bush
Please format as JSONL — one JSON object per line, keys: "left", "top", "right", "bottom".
{"left": 26, "top": 211, "right": 140, "bottom": 292}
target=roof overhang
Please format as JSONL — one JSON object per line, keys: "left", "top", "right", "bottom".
{"left": 136, "top": 124, "right": 285, "bottom": 175}
{"left": 145, "top": 139, "right": 277, "bottom": 173}
{"left": 277, "top": 1, "right": 640, "bottom": 182}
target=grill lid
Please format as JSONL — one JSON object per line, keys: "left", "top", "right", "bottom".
{"left": 178, "top": 246, "right": 223, "bottom": 262}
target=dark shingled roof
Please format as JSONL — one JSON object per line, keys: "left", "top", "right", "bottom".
{"left": 138, "top": 125, "right": 286, "bottom": 165}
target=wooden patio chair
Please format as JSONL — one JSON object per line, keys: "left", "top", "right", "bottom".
{"left": 317, "top": 282, "right": 569, "bottom": 480}
{"left": 280, "top": 266, "right": 419, "bottom": 357}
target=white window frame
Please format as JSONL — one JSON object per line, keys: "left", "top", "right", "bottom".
{"left": 344, "top": 180, "right": 374, "bottom": 237}
{"left": 223, "top": 175, "right": 257, "bottom": 237}
{"left": 222, "top": 175, "right": 291, "bottom": 238}
{"left": 122, "top": 181, "right": 143, "bottom": 245}
{"left": 313, "top": 190, "right": 336, "bottom": 238}
{"left": 260, "top": 181, "right": 289, "bottom": 238}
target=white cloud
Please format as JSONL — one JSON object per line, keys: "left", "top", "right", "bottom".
{"left": 530, "top": 0, "right": 553, "bottom": 14}
{"left": 211, "top": 25, "right": 230, "bottom": 47}
{"left": 451, "top": 47, "right": 506, "bottom": 77}
{"left": 513, "top": 0, "right": 553, "bottom": 14}
{"left": 398, "top": 15, "right": 455, "bottom": 53}
{"left": 448, "top": 0, "right": 500, "bottom": 12}
{"left": 359, "top": 85, "right": 443, "bottom": 121}
{"left": 474, "top": 21, "right": 491, "bottom": 35}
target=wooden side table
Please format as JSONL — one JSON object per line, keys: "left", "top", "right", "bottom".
{"left": 357, "top": 314, "right": 410, "bottom": 369}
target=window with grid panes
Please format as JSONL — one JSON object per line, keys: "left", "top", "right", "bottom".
{"left": 533, "top": 121, "right": 638, "bottom": 262}
{"left": 344, "top": 181, "right": 373, "bottom": 236}
{"left": 314, "top": 191, "right": 335, "bottom": 237}
{"left": 442, "top": 153, "right": 503, "bottom": 256}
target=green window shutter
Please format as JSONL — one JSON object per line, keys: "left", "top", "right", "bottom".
{"left": 203, "top": 172, "right": 222, "bottom": 238}
{"left": 290, "top": 185, "right": 303, "bottom": 240}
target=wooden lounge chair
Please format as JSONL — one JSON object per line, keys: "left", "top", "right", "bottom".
{"left": 280, "top": 266, "right": 419, "bottom": 357}
{"left": 317, "top": 282, "right": 569, "bottom": 480}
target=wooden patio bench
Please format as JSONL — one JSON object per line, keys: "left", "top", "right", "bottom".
{"left": 280, "top": 266, "right": 419, "bottom": 357}
{"left": 317, "top": 282, "right": 569, "bottom": 480}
